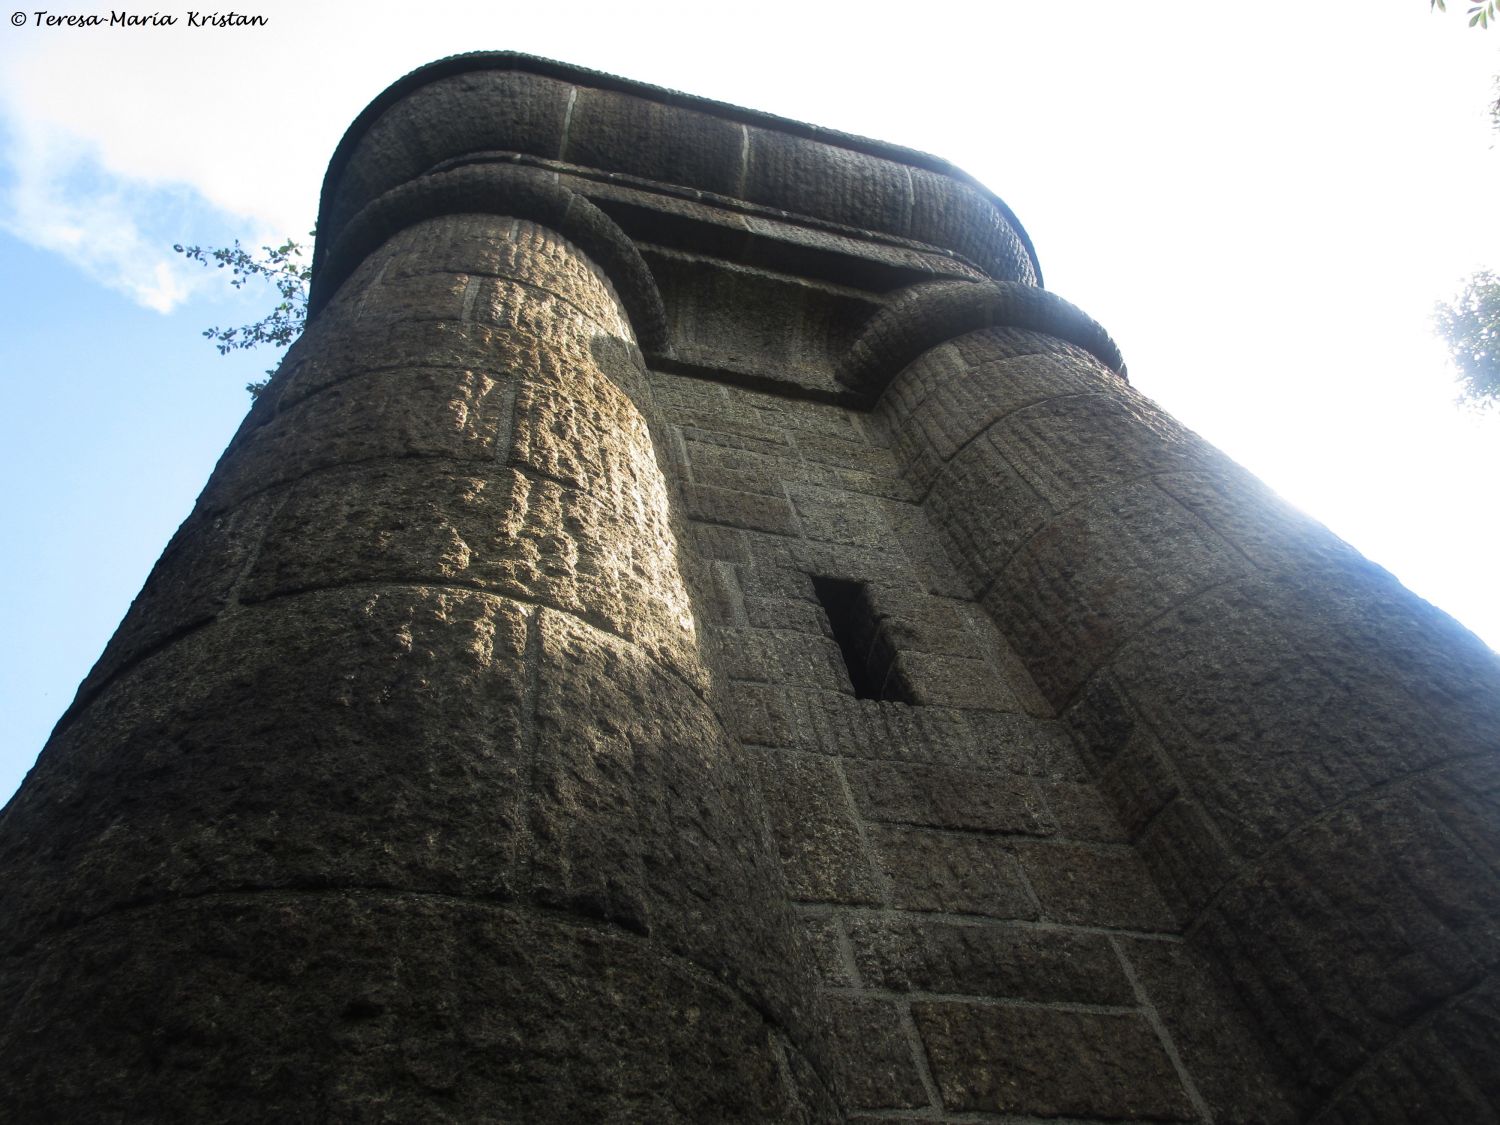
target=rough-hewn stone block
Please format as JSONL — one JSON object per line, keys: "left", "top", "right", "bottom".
{"left": 869, "top": 826, "right": 1036, "bottom": 919}
{"left": 684, "top": 483, "right": 800, "bottom": 535}
{"left": 847, "top": 915, "right": 1134, "bottom": 1005}
{"left": 913, "top": 1001, "right": 1195, "bottom": 1119}
{"left": 752, "top": 751, "right": 882, "bottom": 906}
{"left": 844, "top": 761, "right": 1053, "bottom": 836}
{"left": 822, "top": 996, "right": 929, "bottom": 1111}
{"left": 2, "top": 587, "right": 532, "bottom": 948}
{"left": 1016, "top": 841, "right": 1177, "bottom": 932}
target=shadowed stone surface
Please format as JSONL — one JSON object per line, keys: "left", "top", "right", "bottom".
{"left": 1, "top": 896, "right": 828, "bottom": 1124}
{"left": 5, "top": 50, "right": 1500, "bottom": 1124}
{"left": 846, "top": 915, "right": 1135, "bottom": 1005}
{"left": 879, "top": 314, "right": 1500, "bottom": 1117}
{"left": 913, "top": 1002, "right": 1196, "bottom": 1119}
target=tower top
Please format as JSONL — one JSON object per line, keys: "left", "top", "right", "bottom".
{"left": 312, "top": 51, "right": 1041, "bottom": 293}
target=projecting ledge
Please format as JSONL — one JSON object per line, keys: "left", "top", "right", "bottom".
{"left": 312, "top": 52, "right": 1041, "bottom": 293}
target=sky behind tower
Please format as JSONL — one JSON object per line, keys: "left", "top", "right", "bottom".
{"left": 1, "top": 1, "right": 1498, "bottom": 803}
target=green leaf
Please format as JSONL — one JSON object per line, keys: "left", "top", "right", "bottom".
{"left": 174, "top": 235, "right": 311, "bottom": 394}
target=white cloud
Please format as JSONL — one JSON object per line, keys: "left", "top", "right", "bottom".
{"left": 0, "top": 118, "right": 204, "bottom": 311}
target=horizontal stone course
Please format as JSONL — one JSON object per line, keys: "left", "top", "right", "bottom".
{"left": 846, "top": 915, "right": 1135, "bottom": 1006}
{"left": 912, "top": 1001, "right": 1195, "bottom": 1119}
{"left": 683, "top": 444, "right": 787, "bottom": 497}
{"left": 1196, "top": 766, "right": 1500, "bottom": 1085}
{"left": 896, "top": 650, "right": 1019, "bottom": 711}
{"left": 785, "top": 482, "right": 895, "bottom": 549}
{"left": 983, "top": 476, "right": 1249, "bottom": 704}
{"left": 682, "top": 483, "right": 800, "bottom": 535}
{"left": 75, "top": 491, "right": 280, "bottom": 702}
{"left": 566, "top": 86, "right": 746, "bottom": 198}
{"left": 688, "top": 521, "right": 749, "bottom": 563}
{"left": 745, "top": 595, "right": 833, "bottom": 635}
{"left": 236, "top": 460, "right": 701, "bottom": 689}
{"left": 1116, "top": 935, "right": 1305, "bottom": 1124}
{"left": 714, "top": 626, "right": 850, "bottom": 693}
{"left": 2, "top": 586, "right": 531, "bottom": 952}
{"left": 921, "top": 428, "right": 1050, "bottom": 566}
{"left": 843, "top": 761, "right": 1053, "bottom": 836}
{"left": 1039, "top": 780, "right": 1129, "bottom": 843}
{"left": 869, "top": 825, "right": 1037, "bottom": 919}
{"left": 322, "top": 56, "right": 1040, "bottom": 292}
{"left": 201, "top": 367, "right": 510, "bottom": 516}
{"left": 1108, "top": 577, "right": 1471, "bottom": 861}
{"left": 1015, "top": 841, "right": 1178, "bottom": 932}
{"left": 964, "top": 712, "right": 1090, "bottom": 780}
{"left": 324, "top": 67, "right": 574, "bottom": 235}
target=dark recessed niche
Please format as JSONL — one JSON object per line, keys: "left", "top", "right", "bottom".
{"left": 811, "top": 576, "right": 915, "bottom": 704}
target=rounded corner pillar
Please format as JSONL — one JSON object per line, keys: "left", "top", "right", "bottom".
{"left": 308, "top": 162, "right": 670, "bottom": 356}
{"left": 839, "top": 279, "right": 1126, "bottom": 398}
{"left": 0, "top": 204, "right": 836, "bottom": 1122}
{"left": 871, "top": 287, "right": 1500, "bottom": 1114}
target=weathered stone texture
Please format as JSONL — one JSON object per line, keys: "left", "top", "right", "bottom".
{"left": 1118, "top": 935, "right": 1308, "bottom": 1124}
{"left": 914, "top": 1002, "right": 1196, "bottom": 1119}
{"left": 844, "top": 759, "right": 1053, "bottom": 834}
{"left": 880, "top": 315, "right": 1500, "bottom": 1116}
{"left": 822, "top": 996, "right": 931, "bottom": 1111}
{"left": 659, "top": 347, "right": 1216, "bottom": 1117}
{"left": 751, "top": 750, "right": 883, "bottom": 905}
{"left": 870, "top": 824, "right": 1039, "bottom": 919}
{"left": 0, "top": 586, "right": 530, "bottom": 944}
{"left": 7, "top": 52, "right": 1500, "bottom": 1124}
{"left": 846, "top": 915, "right": 1135, "bottom": 1005}
{"left": 1, "top": 209, "right": 835, "bottom": 1120}
{"left": 1, "top": 895, "right": 827, "bottom": 1124}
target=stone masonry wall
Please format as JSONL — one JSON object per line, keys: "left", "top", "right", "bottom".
{"left": 879, "top": 321, "right": 1500, "bottom": 1121}
{"left": 0, "top": 214, "right": 838, "bottom": 1122}
{"left": 652, "top": 368, "right": 1303, "bottom": 1122}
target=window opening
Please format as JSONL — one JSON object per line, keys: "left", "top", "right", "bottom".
{"left": 811, "top": 576, "right": 915, "bottom": 704}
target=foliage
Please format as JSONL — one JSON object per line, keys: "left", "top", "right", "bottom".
{"left": 1434, "top": 270, "right": 1500, "bottom": 406}
{"left": 1432, "top": 0, "right": 1498, "bottom": 28}
{"left": 1428, "top": 3, "right": 1498, "bottom": 404}
{"left": 173, "top": 234, "right": 312, "bottom": 396}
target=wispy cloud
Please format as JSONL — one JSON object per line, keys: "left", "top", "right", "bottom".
{"left": 0, "top": 2, "right": 332, "bottom": 313}
{"left": 0, "top": 119, "right": 205, "bottom": 312}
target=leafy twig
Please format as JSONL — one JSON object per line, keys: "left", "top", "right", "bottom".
{"left": 174, "top": 233, "right": 312, "bottom": 396}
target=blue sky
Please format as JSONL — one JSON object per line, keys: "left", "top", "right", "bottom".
{"left": 2, "top": 1, "right": 1498, "bottom": 804}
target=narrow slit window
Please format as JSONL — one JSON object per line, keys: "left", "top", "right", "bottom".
{"left": 811, "top": 576, "right": 915, "bottom": 704}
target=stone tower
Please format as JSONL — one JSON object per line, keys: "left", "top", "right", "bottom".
{"left": 4, "top": 53, "right": 1500, "bottom": 1123}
